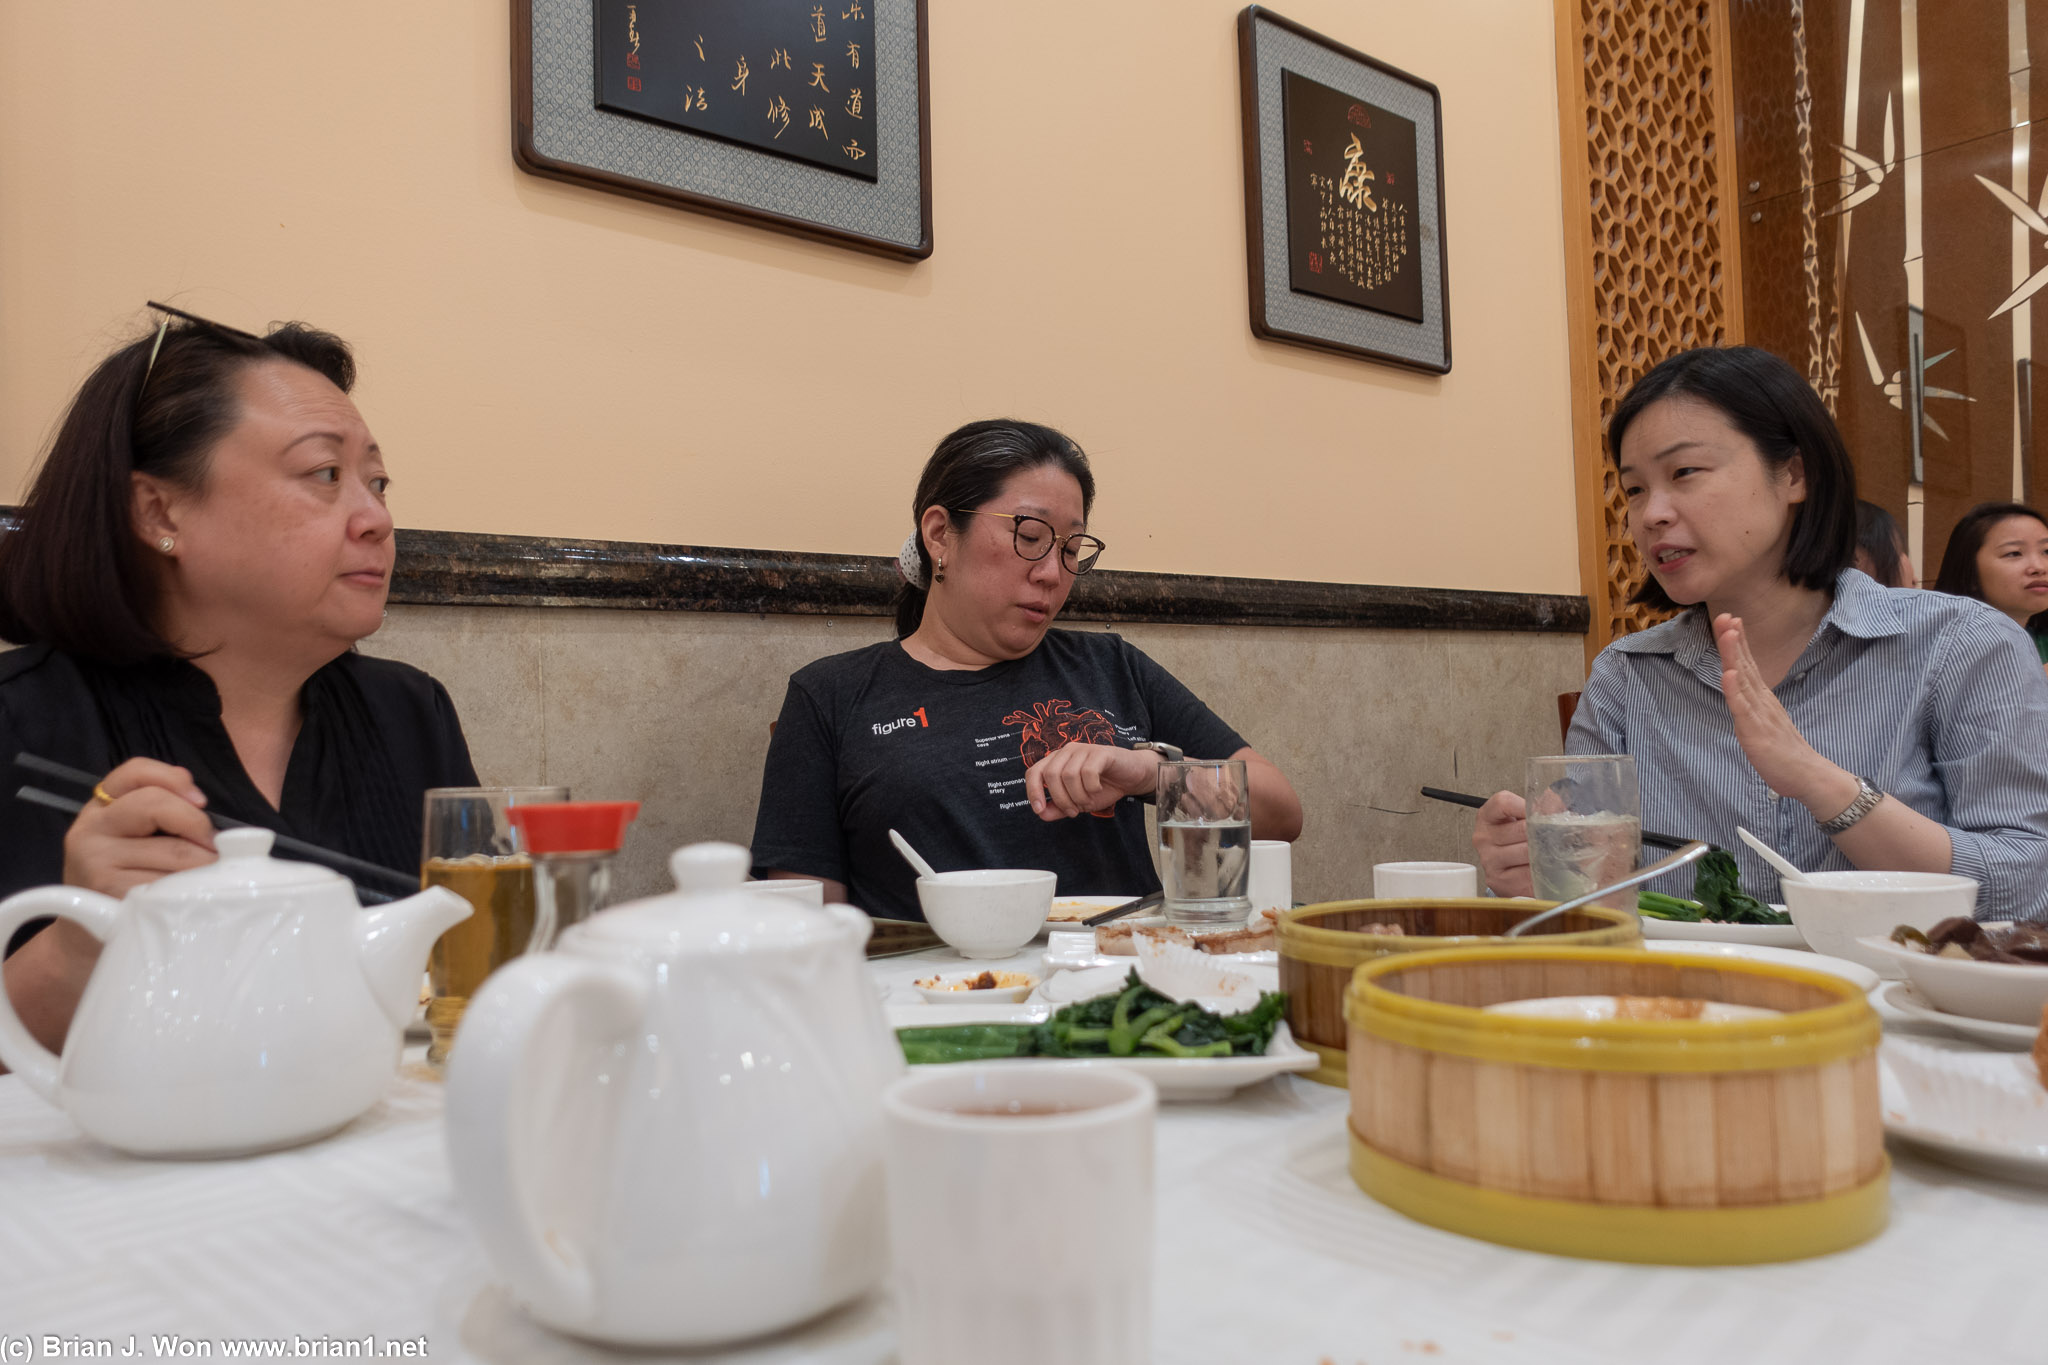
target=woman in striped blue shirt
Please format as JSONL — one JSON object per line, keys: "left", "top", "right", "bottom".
{"left": 1474, "top": 347, "right": 2048, "bottom": 920}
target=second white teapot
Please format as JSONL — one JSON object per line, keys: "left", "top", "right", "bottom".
{"left": 444, "top": 842, "right": 902, "bottom": 1347}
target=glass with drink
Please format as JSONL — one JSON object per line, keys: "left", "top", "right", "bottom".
{"left": 1525, "top": 755, "right": 1641, "bottom": 910}
{"left": 1155, "top": 758, "right": 1252, "bottom": 926}
{"left": 421, "top": 785, "right": 568, "bottom": 1065}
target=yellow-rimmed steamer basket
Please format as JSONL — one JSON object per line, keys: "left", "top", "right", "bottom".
{"left": 1278, "top": 899, "right": 1641, "bottom": 1086}
{"left": 1344, "top": 946, "right": 1888, "bottom": 1265}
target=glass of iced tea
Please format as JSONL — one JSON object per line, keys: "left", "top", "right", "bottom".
{"left": 1525, "top": 755, "right": 1640, "bottom": 910}
{"left": 421, "top": 785, "right": 569, "bottom": 1065}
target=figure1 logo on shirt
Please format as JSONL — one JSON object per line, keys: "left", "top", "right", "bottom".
{"left": 872, "top": 706, "right": 930, "bottom": 738}
{"left": 1004, "top": 699, "right": 1118, "bottom": 819}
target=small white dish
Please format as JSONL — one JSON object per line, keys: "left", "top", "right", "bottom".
{"left": 1879, "top": 1035, "right": 2048, "bottom": 1184}
{"left": 1880, "top": 981, "right": 2039, "bottom": 1048}
{"left": 1636, "top": 910, "right": 1807, "bottom": 949}
{"left": 1857, "top": 934, "right": 2048, "bottom": 1026}
{"left": 912, "top": 971, "right": 1039, "bottom": 1005}
{"left": 1643, "top": 939, "right": 1878, "bottom": 993}
{"left": 1040, "top": 894, "right": 1130, "bottom": 937}
{"left": 916, "top": 869, "right": 1056, "bottom": 959}
{"left": 885, "top": 1004, "right": 1314, "bottom": 1100}
{"left": 1783, "top": 871, "right": 1977, "bottom": 976}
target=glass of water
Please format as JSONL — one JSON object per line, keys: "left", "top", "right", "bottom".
{"left": 1156, "top": 758, "right": 1252, "bottom": 925}
{"left": 1525, "top": 755, "right": 1641, "bottom": 910}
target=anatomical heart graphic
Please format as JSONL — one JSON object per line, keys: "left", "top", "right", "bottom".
{"left": 1002, "top": 699, "right": 1115, "bottom": 769}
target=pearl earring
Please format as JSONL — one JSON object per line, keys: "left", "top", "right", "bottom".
{"left": 934, "top": 556, "right": 945, "bottom": 583}
{"left": 157, "top": 536, "right": 175, "bottom": 554}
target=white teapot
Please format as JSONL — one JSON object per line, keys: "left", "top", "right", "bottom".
{"left": 444, "top": 841, "right": 902, "bottom": 1348}
{"left": 0, "top": 826, "right": 471, "bottom": 1157}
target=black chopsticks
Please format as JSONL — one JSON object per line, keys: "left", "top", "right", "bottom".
{"left": 1419, "top": 786, "right": 1704, "bottom": 853}
{"left": 12, "top": 753, "right": 414, "bottom": 903}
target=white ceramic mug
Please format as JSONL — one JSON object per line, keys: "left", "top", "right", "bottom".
{"left": 882, "top": 1065, "right": 1155, "bottom": 1365}
{"left": 1373, "top": 861, "right": 1480, "bottom": 899}
{"left": 1249, "top": 839, "right": 1293, "bottom": 913}
{"left": 741, "top": 877, "right": 826, "bottom": 906}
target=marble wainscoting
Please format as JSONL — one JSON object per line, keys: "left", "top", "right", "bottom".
{"left": 361, "top": 605, "right": 1585, "bottom": 904}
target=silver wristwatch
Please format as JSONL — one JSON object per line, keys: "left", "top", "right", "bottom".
{"left": 1131, "top": 740, "right": 1183, "bottom": 761}
{"left": 1818, "top": 775, "right": 1885, "bottom": 834}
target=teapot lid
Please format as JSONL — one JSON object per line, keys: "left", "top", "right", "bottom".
{"left": 569, "top": 841, "right": 853, "bottom": 955}
{"left": 135, "top": 827, "right": 346, "bottom": 899}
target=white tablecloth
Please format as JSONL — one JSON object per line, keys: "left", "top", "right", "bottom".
{"left": 2, "top": 947, "right": 2045, "bottom": 1365}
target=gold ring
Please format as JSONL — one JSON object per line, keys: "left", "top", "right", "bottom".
{"left": 92, "top": 783, "right": 116, "bottom": 807}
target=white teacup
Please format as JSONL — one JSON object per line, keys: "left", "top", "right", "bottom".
{"left": 882, "top": 1065, "right": 1155, "bottom": 1365}
{"left": 1249, "top": 839, "right": 1293, "bottom": 913}
{"left": 740, "top": 877, "right": 826, "bottom": 906}
{"left": 1373, "top": 861, "right": 1480, "bottom": 899}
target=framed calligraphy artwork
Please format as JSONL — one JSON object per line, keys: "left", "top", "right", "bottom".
{"left": 514, "top": 0, "right": 931, "bottom": 260}
{"left": 1237, "top": 7, "right": 1450, "bottom": 372}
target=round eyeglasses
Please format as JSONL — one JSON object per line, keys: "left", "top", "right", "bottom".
{"left": 949, "top": 509, "right": 1106, "bottom": 575}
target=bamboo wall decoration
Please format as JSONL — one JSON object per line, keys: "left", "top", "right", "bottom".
{"left": 1554, "top": 0, "right": 1747, "bottom": 662}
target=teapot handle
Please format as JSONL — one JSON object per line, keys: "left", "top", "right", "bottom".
{"left": 443, "top": 953, "right": 647, "bottom": 1328}
{"left": 0, "top": 886, "right": 121, "bottom": 1103}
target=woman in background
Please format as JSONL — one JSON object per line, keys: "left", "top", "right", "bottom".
{"left": 1933, "top": 501, "right": 2048, "bottom": 668}
{"left": 751, "top": 419, "right": 1301, "bottom": 918}
{"left": 0, "top": 306, "right": 477, "bottom": 1053}
{"left": 1853, "top": 498, "right": 1913, "bottom": 588}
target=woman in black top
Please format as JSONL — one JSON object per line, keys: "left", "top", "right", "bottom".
{"left": 751, "top": 419, "right": 1302, "bottom": 918}
{"left": 0, "top": 305, "right": 477, "bottom": 1053}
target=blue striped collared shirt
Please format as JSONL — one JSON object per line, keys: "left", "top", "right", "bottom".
{"left": 1566, "top": 569, "right": 2048, "bottom": 920}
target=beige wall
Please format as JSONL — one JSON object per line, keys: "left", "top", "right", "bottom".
{"left": 0, "top": 0, "right": 1579, "bottom": 595}
{"left": 364, "top": 605, "right": 1582, "bottom": 903}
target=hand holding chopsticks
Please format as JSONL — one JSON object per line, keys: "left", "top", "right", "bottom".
{"left": 12, "top": 752, "right": 412, "bottom": 903}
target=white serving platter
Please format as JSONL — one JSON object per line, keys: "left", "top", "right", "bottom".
{"left": 1880, "top": 981, "right": 2038, "bottom": 1049}
{"left": 886, "top": 1002, "right": 1315, "bottom": 1101}
{"left": 1642, "top": 938, "right": 1878, "bottom": 993}
{"left": 1039, "top": 894, "right": 1130, "bottom": 937}
{"left": 1637, "top": 906, "right": 1806, "bottom": 949}
{"left": 1879, "top": 1034, "right": 2048, "bottom": 1184}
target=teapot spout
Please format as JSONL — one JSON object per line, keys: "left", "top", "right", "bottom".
{"left": 358, "top": 887, "right": 473, "bottom": 1031}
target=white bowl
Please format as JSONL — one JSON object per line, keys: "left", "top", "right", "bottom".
{"left": 1856, "top": 935, "right": 2048, "bottom": 1025}
{"left": 916, "top": 870, "right": 1056, "bottom": 959}
{"left": 1781, "top": 871, "right": 1977, "bottom": 976}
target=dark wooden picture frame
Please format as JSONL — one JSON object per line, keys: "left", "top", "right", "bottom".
{"left": 513, "top": 0, "right": 933, "bottom": 261}
{"left": 1237, "top": 6, "right": 1451, "bottom": 373}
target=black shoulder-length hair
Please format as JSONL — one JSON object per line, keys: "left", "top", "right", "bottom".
{"left": 1934, "top": 500, "right": 2048, "bottom": 633}
{"left": 1854, "top": 499, "right": 1908, "bottom": 588}
{"left": 1607, "top": 346, "right": 1858, "bottom": 611}
{"left": 893, "top": 419, "right": 1096, "bottom": 637}
{"left": 0, "top": 313, "right": 355, "bottom": 665}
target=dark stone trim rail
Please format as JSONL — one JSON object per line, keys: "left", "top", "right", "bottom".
{"left": 0, "top": 511, "right": 1590, "bottom": 634}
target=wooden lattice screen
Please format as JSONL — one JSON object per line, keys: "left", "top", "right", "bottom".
{"left": 1555, "top": 0, "right": 1746, "bottom": 662}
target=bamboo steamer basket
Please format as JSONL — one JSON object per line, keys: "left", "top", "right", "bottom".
{"left": 1278, "top": 899, "right": 1640, "bottom": 1087}
{"left": 1344, "top": 945, "right": 1887, "bottom": 1265}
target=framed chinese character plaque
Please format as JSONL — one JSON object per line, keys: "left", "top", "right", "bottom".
{"left": 1237, "top": 7, "right": 1449, "bottom": 372}
{"left": 514, "top": 0, "right": 932, "bottom": 260}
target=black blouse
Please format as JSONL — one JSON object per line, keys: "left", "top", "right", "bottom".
{"left": 0, "top": 645, "right": 479, "bottom": 907}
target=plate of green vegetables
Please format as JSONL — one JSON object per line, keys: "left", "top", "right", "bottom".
{"left": 888, "top": 970, "right": 1317, "bottom": 1101}
{"left": 1634, "top": 848, "right": 1807, "bottom": 948}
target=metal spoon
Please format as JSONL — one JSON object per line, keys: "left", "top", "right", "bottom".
{"left": 888, "top": 828, "right": 939, "bottom": 880}
{"left": 1504, "top": 840, "right": 1712, "bottom": 938}
{"left": 1736, "top": 826, "right": 1810, "bottom": 886}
